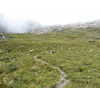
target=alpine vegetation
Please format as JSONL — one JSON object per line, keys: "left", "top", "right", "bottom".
{"left": 1, "top": 16, "right": 100, "bottom": 88}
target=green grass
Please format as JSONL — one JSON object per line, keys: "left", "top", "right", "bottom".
{"left": 0, "top": 27, "right": 100, "bottom": 88}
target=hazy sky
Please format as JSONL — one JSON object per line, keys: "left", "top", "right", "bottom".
{"left": 5, "top": 13, "right": 100, "bottom": 26}
{"left": 0, "top": 13, "right": 100, "bottom": 33}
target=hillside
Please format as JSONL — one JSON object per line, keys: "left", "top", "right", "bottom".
{"left": 0, "top": 22, "right": 100, "bottom": 88}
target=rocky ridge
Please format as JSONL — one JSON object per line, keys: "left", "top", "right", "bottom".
{"left": 0, "top": 19, "right": 100, "bottom": 34}
{"left": 27, "top": 19, "right": 100, "bottom": 34}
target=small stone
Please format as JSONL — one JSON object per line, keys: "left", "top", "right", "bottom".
{"left": 0, "top": 32, "right": 5, "bottom": 39}
{"left": 52, "top": 50, "right": 56, "bottom": 53}
{"left": 90, "top": 49, "right": 92, "bottom": 51}
{"left": 42, "top": 71, "right": 44, "bottom": 73}
{"left": 77, "top": 73, "right": 80, "bottom": 75}
{"left": 27, "top": 53, "right": 30, "bottom": 55}
{"left": 47, "top": 51, "right": 50, "bottom": 53}
{"left": 9, "top": 80, "right": 13, "bottom": 84}
{"left": 19, "top": 46, "right": 23, "bottom": 48}
{"left": 60, "top": 64, "right": 65, "bottom": 67}
{"left": 31, "top": 66, "right": 36, "bottom": 69}
{"left": 33, "top": 72, "right": 38, "bottom": 75}
{"left": 87, "top": 76, "right": 91, "bottom": 79}
{"left": 40, "top": 53, "right": 45, "bottom": 55}
{"left": 30, "top": 50, "right": 34, "bottom": 53}
{"left": 53, "top": 74, "right": 55, "bottom": 77}
{"left": 0, "top": 65, "right": 3, "bottom": 67}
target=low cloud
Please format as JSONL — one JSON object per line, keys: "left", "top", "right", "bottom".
{"left": 0, "top": 13, "right": 42, "bottom": 33}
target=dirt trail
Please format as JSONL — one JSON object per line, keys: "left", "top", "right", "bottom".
{"left": 33, "top": 56, "right": 69, "bottom": 88}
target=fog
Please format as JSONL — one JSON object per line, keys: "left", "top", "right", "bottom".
{"left": 0, "top": 13, "right": 42, "bottom": 33}
{"left": 1, "top": 13, "right": 100, "bottom": 34}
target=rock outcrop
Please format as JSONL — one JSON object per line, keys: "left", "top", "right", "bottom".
{"left": 26, "top": 19, "right": 100, "bottom": 34}
{"left": 0, "top": 32, "right": 5, "bottom": 39}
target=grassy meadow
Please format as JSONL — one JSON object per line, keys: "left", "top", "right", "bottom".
{"left": 0, "top": 27, "right": 100, "bottom": 88}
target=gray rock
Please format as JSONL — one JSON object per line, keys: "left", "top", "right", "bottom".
{"left": 40, "top": 53, "right": 45, "bottom": 55}
{"left": 33, "top": 72, "right": 38, "bottom": 75}
{"left": 19, "top": 46, "right": 23, "bottom": 48}
{"left": 87, "top": 76, "right": 91, "bottom": 79}
{"left": 60, "top": 64, "right": 65, "bottom": 67}
{"left": 0, "top": 32, "right": 5, "bottom": 39}
{"left": 29, "top": 50, "right": 34, "bottom": 53}
{"left": 52, "top": 50, "right": 56, "bottom": 53}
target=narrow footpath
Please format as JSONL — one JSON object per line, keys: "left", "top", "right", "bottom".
{"left": 33, "top": 56, "right": 69, "bottom": 88}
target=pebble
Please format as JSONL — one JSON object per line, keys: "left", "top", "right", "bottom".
{"left": 40, "top": 53, "right": 45, "bottom": 55}
{"left": 90, "top": 50, "right": 92, "bottom": 52}
{"left": 77, "top": 73, "right": 80, "bottom": 75}
{"left": 0, "top": 65, "right": 4, "bottom": 67}
{"left": 27, "top": 53, "right": 30, "bottom": 55}
{"left": 87, "top": 76, "right": 91, "bottom": 79}
{"left": 33, "top": 72, "right": 38, "bottom": 75}
{"left": 60, "top": 65, "right": 65, "bottom": 67}
{"left": 31, "top": 66, "right": 36, "bottom": 69}
{"left": 9, "top": 80, "right": 13, "bottom": 84}
{"left": 53, "top": 74, "right": 55, "bottom": 77}
{"left": 19, "top": 46, "right": 23, "bottom": 48}
{"left": 52, "top": 50, "right": 56, "bottom": 53}
{"left": 30, "top": 50, "right": 34, "bottom": 53}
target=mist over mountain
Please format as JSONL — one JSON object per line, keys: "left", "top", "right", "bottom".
{"left": 0, "top": 13, "right": 42, "bottom": 33}
{"left": 1, "top": 13, "right": 100, "bottom": 34}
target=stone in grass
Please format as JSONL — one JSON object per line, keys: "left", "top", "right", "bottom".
{"left": 33, "top": 72, "right": 38, "bottom": 75}
{"left": 27, "top": 53, "right": 30, "bottom": 55}
{"left": 0, "top": 32, "right": 5, "bottom": 39}
{"left": 60, "top": 64, "right": 65, "bottom": 67}
{"left": 31, "top": 66, "right": 36, "bottom": 69}
{"left": 29, "top": 49, "right": 34, "bottom": 53}
{"left": 87, "top": 76, "right": 91, "bottom": 79}
{"left": 52, "top": 50, "right": 56, "bottom": 53}
{"left": 77, "top": 73, "right": 80, "bottom": 75}
{"left": 19, "top": 46, "right": 23, "bottom": 48}
{"left": 88, "top": 40, "right": 95, "bottom": 42}
{"left": 40, "top": 53, "right": 45, "bottom": 55}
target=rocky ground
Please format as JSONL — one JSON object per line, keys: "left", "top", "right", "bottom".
{"left": 0, "top": 32, "right": 5, "bottom": 40}
{"left": 0, "top": 19, "right": 100, "bottom": 35}
{"left": 26, "top": 19, "right": 100, "bottom": 34}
